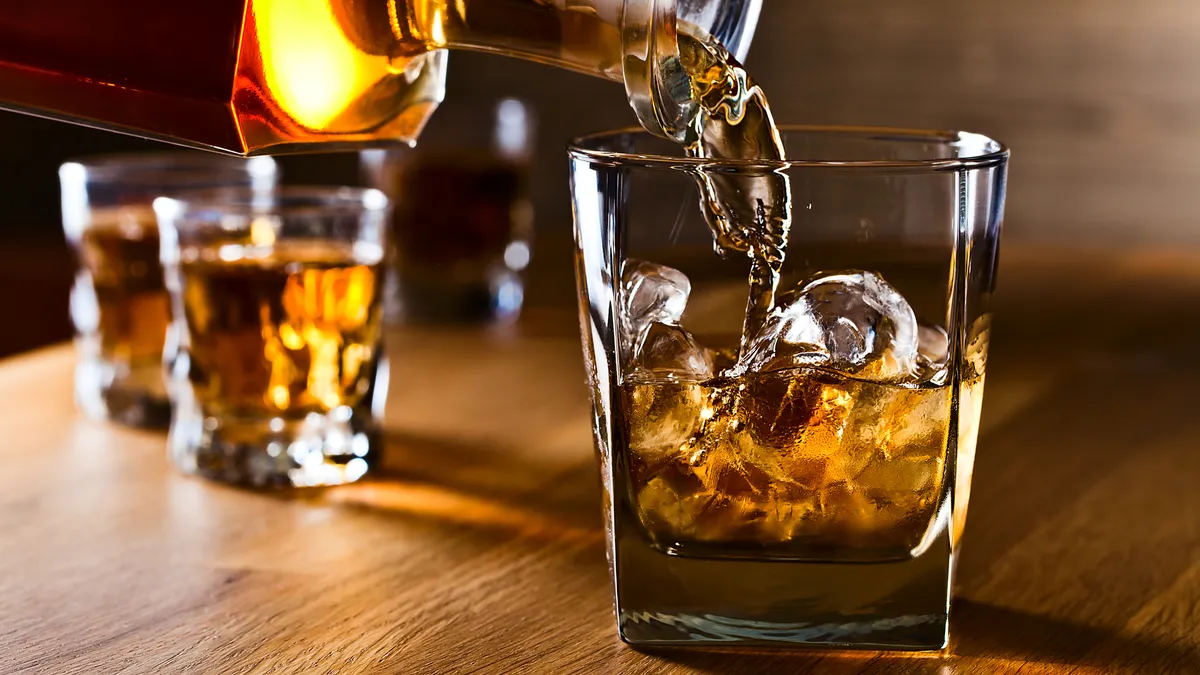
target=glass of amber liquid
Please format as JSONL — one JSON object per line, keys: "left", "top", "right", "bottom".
{"left": 154, "top": 187, "right": 390, "bottom": 489}
{"left": 361, "top": 98, "right": 536, "bottom": 324}
{"left": 60, "top": 153, "right": 278, "bottom": 428}
{"left": 570, "top": 127, "right": 1009, "bottom": 650}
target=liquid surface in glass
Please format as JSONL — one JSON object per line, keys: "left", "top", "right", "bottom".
{"left": 179, "top": 241, "right": 386, "bottom": 418}
{"left": 625, "top": 370, "right": 950, "bottom": 559}
{"left": 78, "top": 207, "right": 171, "bottom": 369}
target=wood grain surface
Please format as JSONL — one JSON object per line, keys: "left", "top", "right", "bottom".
{"left": 1, "top": 247, "right": 1199, "bottom": 674}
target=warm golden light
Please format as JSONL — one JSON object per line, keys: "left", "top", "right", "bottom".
{"left": 322, "top": 480, "right": 603, "bottom": 543}
{"left": 253, "top": 0, "right": 384, "bottom": 129}
{"left": 249, "top": 216, "right": 277, "bottom": 248}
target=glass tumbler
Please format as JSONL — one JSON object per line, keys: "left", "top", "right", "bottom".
{"left": 60, "top": 152, "right": 277, "bottom": 427}
{"left": 154, "top": 187, "right": 391, "bottom": 489}
{"left": 570, "top": 127, "right": 1008, "bottom": 650}
{"left": 361, "top": 98, "right": 536, "bottom": 324}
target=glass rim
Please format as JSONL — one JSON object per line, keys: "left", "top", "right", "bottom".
{"left": 59, "top": 152, "right": 277, "bottom": 183}
{"left": 568, "top": 125, "right": 1009, "bottom": 172}
{"left": 153, "top": 186, "right": 389, "bottom": 220}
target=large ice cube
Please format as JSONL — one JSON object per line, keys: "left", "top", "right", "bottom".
{"left": 916, "top": 322, "right": 950, "bottom": 383}
{"left": 631, "top": 322, "right": 715, "bottom": 380}
{"left": 745, "top": 271, "right": 919, "bottom": 382}
{"left": 620, "top": 259, "right": 692, "bottom": 363}
{"left": 625, "top": 379, "right": 706, "bottom": 460}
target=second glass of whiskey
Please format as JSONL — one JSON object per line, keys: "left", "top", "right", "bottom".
{"left": 570, "top": 127, "right": 1009, "bottom": 650}
{"left": 361, "top": 98, "right": 536, "bottom": 325}
{"left": 154, "top": 187, "right": 390, "bottom": 489}
{"left": 60, "top": 152, "right": 278, "bottom": 428}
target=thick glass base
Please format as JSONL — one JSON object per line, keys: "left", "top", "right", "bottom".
{"left": 75, "top": 355, "right": 171, "bottom": 429}
{"left": 168, "top": 403, "right": 382, "bottom": 490}
{"left": 613, "top": 523, "right": 953, "bottom": 650}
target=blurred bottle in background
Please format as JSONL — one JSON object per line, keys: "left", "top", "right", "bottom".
{"left": 362, "top": 98, "right": 535, "bottom": 325}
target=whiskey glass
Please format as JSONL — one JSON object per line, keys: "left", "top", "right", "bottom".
{"left": 361, "top": 98, "right": 536, "bottom": 324}
{"left": 569, "top": 126, "right": 1008, "bottom": 650}
{"left": 154, "top": 187, "right": 390, "bottom": 489}
{"left": 60, "top": 152, "right": 277, "bottom": 428}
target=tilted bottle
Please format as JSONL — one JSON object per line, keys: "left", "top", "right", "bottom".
{"left": 0, "top": 0, "right": 760, "bottom": 154}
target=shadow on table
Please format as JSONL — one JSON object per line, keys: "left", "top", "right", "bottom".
{"left": 949, "top": 600, "right": 1198, "bottom": 670}
{"left": 634, "top": 599, "right": 1199, "bottom": 674}
{"left": 302, "top": 429, "right": 604, "bottom": 544}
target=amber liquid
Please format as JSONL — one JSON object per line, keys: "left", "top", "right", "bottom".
{"left": 78, "top": 208, "right": 171, "bottom": 369}
{"left": 179, "top": 242, "right": 385, "bottom": 419}
{"left": 625, "top": 369, "right": 950, "bottom": 560}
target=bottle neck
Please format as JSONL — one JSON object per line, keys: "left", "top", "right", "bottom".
{"left": 621, "top": 0, "right": 762, "bottom": 142}
{"left": 396, "top": 0, "right": 625, "bottom": 81}
{"left": 621, "top": 0, "right": 691, "bottom": 141}
{"left": 390, "top": 0, "right": 761, "bottom": 141}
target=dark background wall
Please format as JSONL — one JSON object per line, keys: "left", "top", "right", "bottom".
{"left": 0, "top": 1, "right": 1197, "bottom": 356}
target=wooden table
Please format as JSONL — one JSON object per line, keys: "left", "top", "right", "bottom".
{"left": 2, "top": 248, "right": 1198, "bottom": 674}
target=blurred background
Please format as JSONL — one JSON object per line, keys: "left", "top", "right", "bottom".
{"left": 0, "top": 0, "right": 1196, "bottom": 357}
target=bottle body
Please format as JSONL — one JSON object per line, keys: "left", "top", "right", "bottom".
{"left": 0, "top": 0, "right": 759, "bottom": 155}
{"left": 0, "top": 0, "right": 447, "bottom": 155}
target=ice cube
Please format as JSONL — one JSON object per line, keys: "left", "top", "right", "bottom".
{"left": 636, "top": 475, "right": 705, "bottom": 538}
{"left": 916, "top": 322, "right": 950, "bottom": 382}
{"left": 631, "top": 322, "right": 715, "bottom": 380}
{"left": 917, "top": 323, "right": 949, "bottom": 366}
{"left": 625, "top": 378, "right": 707, "bottom": 463}
{"left": 621, "top": 259, "right": 691, "bottom": 361}
{"left": 740, "top": 294, "right": 829, "bottom": 374}
{"left": 746, "top": 271, "right": 919, "bottom": 382}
